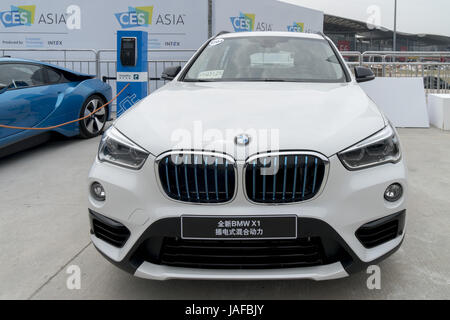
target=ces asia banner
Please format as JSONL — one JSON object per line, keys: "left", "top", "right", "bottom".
{"left": 213, "top": 0, "right": 323, "bottom": 35}
{"left": 0, "top": 0, "right": 208, "bottom": 50}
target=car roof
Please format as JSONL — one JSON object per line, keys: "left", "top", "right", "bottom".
{"left": 218, "top": 31, "right": 325, "bottom": 40}
{"left": 0, "top": 57, "right": 93, "bottom": 77}
{"left": 1, "top": 57, "right": 55, "bottom": 66}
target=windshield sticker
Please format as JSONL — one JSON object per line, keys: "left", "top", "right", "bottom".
{"left": 198, "top": 70, "right": 224, "bottom": 79}
{"left": 209, "top": 38, "right": 224, "bottom": 46}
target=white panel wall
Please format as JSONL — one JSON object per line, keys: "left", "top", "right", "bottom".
{"left": 360, "top": 77, "right": 430, "bottom": 128}
{"left": 0, "top": 0, "right": 208, "bottom": 50}
{"left": 428, "top": 94, "right": 450, "bottom": 130}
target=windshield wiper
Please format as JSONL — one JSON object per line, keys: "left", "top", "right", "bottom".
{"left": 183, "top": 78, "right": 310, "bottom": 83}
{"left": 259, "top": 79, "right": 286, "bottom": 82}
{"left": 183, "top": 79, "right": 217, "bottom": 82}
{"left": 228, "top": 78, "right": 287, "bottom": 82}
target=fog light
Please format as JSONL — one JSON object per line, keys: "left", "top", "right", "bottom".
{"left": 91, "top": 182, "right": 105, "bottom": 201}
{"left": 384, "top": 183, "right": 403, "bottom": 202}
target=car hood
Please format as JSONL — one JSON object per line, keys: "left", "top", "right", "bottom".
{"left": 114, "top": 81, "right": 385, "bottom": 160}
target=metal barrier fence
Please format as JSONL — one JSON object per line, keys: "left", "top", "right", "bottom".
{"left": 340, "top": 51, "right": 362, "bottom": 67}
{"left": 96, "top": 49, "right": 196, "bottom": 96}
{"left": 361, "top": 51, "right": 450, "bottom": 94}
{"left": 0, "top": 48, "right": 98, "bottom": 75}
{"left": 1, "top": 48, "right": 449, "bottom": 94}
{"left": 0, "top": 48, "right": 195, "bottom": 110}
{"left": 339, "top": 51, "right": 450, "bottom": 94}
{"left": 0, "top": 47, "right": 195, "bottom": 87}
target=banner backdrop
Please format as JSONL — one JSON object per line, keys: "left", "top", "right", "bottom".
{"left": 0, "top": 0, "right": 208, "bottom": 50}
{"left": 213, "top": 0, "right": 323, "bottom": 35}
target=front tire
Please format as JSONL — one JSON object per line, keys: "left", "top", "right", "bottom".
{"left": 79, "top": 95, "right": 108, "bottom": 139}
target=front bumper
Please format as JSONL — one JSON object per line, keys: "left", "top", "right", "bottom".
{"left": 88, "top": 154, "right": 407, "bottom": 280}
{"left": 135, "top": 262, "right": 348, "bottom": 281}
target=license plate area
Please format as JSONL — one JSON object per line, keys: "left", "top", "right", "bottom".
{"left": 181, "top": 215, "right": 297, "bottom": 240}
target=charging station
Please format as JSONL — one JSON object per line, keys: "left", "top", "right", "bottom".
{"left": 116, "top": 30, "right": 148, "bottom": 117}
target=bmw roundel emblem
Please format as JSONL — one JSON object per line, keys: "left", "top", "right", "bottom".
{"left": 235, "top": 134, "right": 251, "bottom": 146}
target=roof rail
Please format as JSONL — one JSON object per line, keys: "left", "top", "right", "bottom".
{"left": 213, "top": 31, "right": 230, "bottom": 38}
{"left": 1, "top": 55, "right": 11, "bottom": 58}
{"left": 316, "top": 31, "right": 327, "bottom": 39}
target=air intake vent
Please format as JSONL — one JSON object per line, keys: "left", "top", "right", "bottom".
{"left": 157, "top": 151, "right": 236, "bottom": 204}
{"left": 356, "top": 211, "right": 405, "bottom": 248}
{"left": 159, "top": 238, "right": 326, "bottom": 269}
{"left": 90, "top": 210, "right": 130, "bottom": 248}
{"left": 244, "top": 153, "right": 327, "bottom": 204}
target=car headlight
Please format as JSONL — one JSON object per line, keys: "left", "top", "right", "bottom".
{"left": 338, "top": 124, "right": 401, "bottom": 170}
{"left": 98, "top": 126, "right": 149, "bottom": 170}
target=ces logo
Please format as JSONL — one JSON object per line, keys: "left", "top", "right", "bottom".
{"left": 230, "top": 13, "right": 272, "bottom": 32}
{"left": 287, "top": 22, "right": 304, "bottom": 32}
{"left": 115, "top": 6, "right": 185, "bottom": 28}
{"left": 115, "top": 6, "right": 154, "bottom": 28}
{"left": 0, "top": 5, "right": 81, "bottom": 29}
{"left": 0, "top": 5, "right": 35, "bottom": 27}
{"left": 230, "top": 13, "right": 254, "bottom": 32}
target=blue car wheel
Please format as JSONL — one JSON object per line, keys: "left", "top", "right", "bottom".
{"left": 79, "top": 95, "right": 108, "bottom": 138}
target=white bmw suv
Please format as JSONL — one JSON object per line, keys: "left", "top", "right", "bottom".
{"left": 88, "top": 32, "right": 407, "bottom": 280}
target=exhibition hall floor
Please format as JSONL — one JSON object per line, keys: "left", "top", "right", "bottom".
{"left": 0, "top": 128, "right": 449, "bottom": 299}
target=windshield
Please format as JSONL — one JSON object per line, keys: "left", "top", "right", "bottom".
{"left": 183, "top": 36, "right": 347, "bottom": 83}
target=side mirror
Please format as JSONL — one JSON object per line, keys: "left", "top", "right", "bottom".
{"left": 161, "top": 66, "right": 182, "bottom": 81}
{"left": 354, "top": 66, "right": 375, "bottom": 83}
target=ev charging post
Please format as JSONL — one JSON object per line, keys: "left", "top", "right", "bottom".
{"left": 116, "top": 30, "right": 148, "bottom": 117}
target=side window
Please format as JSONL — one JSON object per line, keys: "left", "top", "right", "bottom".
{"left": 46, "top": 68, "right": 61, "bottom": 84}
{"left": 0, "top": 64, "right": 13, "bottom": 90}
{"left": 0, "top": 63, "right": 46, "bottom": 90}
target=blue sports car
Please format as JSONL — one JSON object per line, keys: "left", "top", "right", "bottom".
{"left": 0, "top": 58, "right": 112, "bottom": 157}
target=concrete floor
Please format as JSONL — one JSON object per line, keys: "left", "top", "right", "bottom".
{"left": 0, "top": 128, "right": 449, "bottom": 300}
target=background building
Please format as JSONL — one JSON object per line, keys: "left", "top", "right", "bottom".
{"left": 325, "top": 14, "right": 450, "bottom": 52}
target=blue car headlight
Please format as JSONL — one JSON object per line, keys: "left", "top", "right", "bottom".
{"left": 98, "top": 126, "right": 149, "bottom": 170}
{"left": 338, "top": 124, "right": 401, "bottom": 170}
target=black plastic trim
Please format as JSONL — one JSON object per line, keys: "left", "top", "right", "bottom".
{"left": 355, "top": 210, "right": 406, "bottom": 249}
{"left": 0, "top": 132, "right": 52, "bottom": 158}
{"left": 91, "top": 210, "right": 406, "bottom": 276}
{"left": 89, "top": 210, "right": 131, "bottom": 248}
